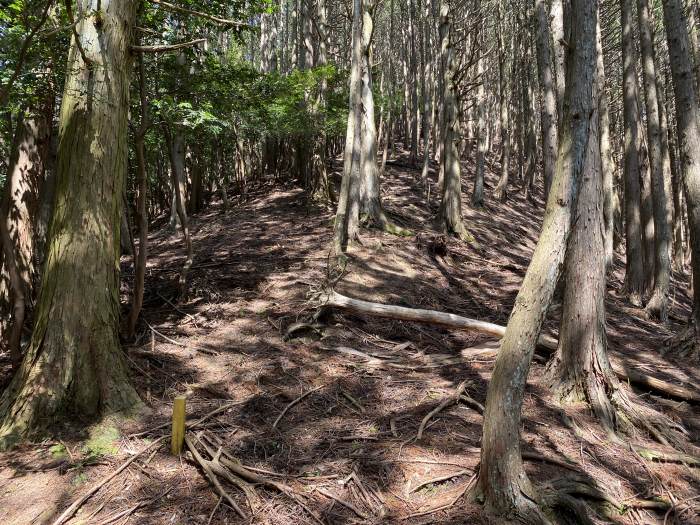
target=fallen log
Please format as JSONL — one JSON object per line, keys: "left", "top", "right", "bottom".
{"left": 322, "top": 291, "right": 700, "bottom": 403}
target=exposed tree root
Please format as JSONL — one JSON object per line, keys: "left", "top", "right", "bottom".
{"left": 645, "top": 289, "right": 669, "bottom": 323}
{"left": 189, "top": 431, "right": 324, "bottom": 525}
{"left": 319, "top": 290, "right": 700, "bottom": 403}
{"left": 632, "top": 445, "right": 700, "bottom": 466}
{"left": 410, "top": 469, "right": 471, "bottom": 494}
{"left": 662, "top": 322, "right": 700, "bottom": 360}
{"left": 472, "top": 473, "right": 675, "bottom": 525}
{"left": 546, "top": 343, "right": 691, "bottom": 452}
{"left": 363, "top": 209, "right": 413, "bottom": 237}
{"left": 493, "top": 182, "right": 508, "bottom": 202}
{"left": 185, "top": 435, "right": 248, "bottom": 518}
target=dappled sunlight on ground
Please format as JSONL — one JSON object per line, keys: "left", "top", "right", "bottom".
{"left": 0, "top": 157, "right": 698, "bottom": 524}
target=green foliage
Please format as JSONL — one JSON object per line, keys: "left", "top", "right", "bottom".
{"left": 146, "top": 46, "right": 348, "bottom": 145}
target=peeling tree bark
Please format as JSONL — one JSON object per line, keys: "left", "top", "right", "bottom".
{"left": 0, "top": 0, "right": 142, "bottom": 449}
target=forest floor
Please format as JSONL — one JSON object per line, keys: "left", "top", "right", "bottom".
{"left": 1, "top": 153, "right": 699, "bottom": 525}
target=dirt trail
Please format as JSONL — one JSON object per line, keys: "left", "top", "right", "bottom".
{"left": 1, "top": 158, "right": 698, "bottom": 524}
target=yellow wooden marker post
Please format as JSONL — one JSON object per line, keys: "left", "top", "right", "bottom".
{"left": 171, "top": 395, "right": 186, "bottom": 455}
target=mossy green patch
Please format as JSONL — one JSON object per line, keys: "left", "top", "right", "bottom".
{"left": 82, "top": 422, "right": 120, "bottom": 458}
{"left": 49, "top": 443, "right": 68, "bottom": 459}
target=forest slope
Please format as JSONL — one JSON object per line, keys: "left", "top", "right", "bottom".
{"left": 0, "top": 156, "right": 698, "bottom": 524}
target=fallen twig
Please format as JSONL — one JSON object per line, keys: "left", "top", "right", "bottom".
{"left": 157, "top": 292, "right": 199, "bottom": 326}
{"left": 273, "top": 384, "right": 325, "bottom": 429}
{"left": 459, "top": 394, "right": 485, "bottom": 414}
{"left": 410, "top": 469, "right": 470, "bottom": 493}
{"left": 206, "top": 496, "right": 223, "bottom": 525}
{"left": 417, "top": 381, "right": 469, "bottom": 440}
{"left": 94, "top": 488, "right": 172, "bottom": 525}
{"left": 129, "top": 399, "right": 245, "bottom": 438}
{"left": 185, "top": 435, "right": 247, "bottom": 518}
{"left": 323, "top": 291, "right": 700, "bottom": 403}
{"left": 146, "top": 321, "right": 219, "bottom": 355}
{"left": 341, "top": 390, "right": 365, "bottom": 413}
{"left": 196, "top": 433, "right": 325, "bottom": 525}
{"left": 316, "top": 487, "right": 369, "bottom": 519}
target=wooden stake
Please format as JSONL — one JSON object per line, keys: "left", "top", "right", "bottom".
{"left": 171, "top": 395, "right": 186, "bottom": 455}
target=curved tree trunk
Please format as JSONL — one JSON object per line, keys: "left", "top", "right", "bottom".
{"left": 0, "top": 0, "right": 142, "bottom": 448}
{"left": 477, "top": 0, "right": 597, "bottom": 520}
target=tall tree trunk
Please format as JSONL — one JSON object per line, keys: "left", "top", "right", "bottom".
{"left": 622, "top": 0, "right": 646, "bottom": 306}
{"left": 638, "top": 0, "right": 673, "bottom": 320}
{"left": 408, "top": 0, "right": 419, "bottom": 165}
{"left": 166, "top": 128, "right": 193, "bottom": 294}
{"left": 0, "top": 0, "right": 141, "bottom": 448}
{"left": 333, "top": 0, "right": 363, "bottom": 257}
{"left": 658, "top": 66, "right": 682, "bottom": 271}
{"left": 0, "top": 103, "right": 50, "bottom": 367}
{"left": 127, "top": 52, "right": 149, "bottom": 339}
{"left": 597, "top": 18, "right": 616, "bottom": 270}
{"left": 550, "top": 0, "right": 567, "bottom": 128}
{"left": 477, "top": 0, "right": 597, "bottom": 520}
{"left": 420, "top": 0, "right": 434, "bottom": 186}
{"left": 662, "top": 0, "right": 700, "bottom": 350}
{"left": 472, "top": 16, "right": 487, "bottom": 208}
{"left": 547, "top": 43, "right": 620, "bottom": 430}
{"left": 493, "top": 5, "right": 511, "bottom": 202}
{"left": 523, "top": 52, "right": 538, "bottom": 200}
{"left": 358, "top": 1, "right": 405, "bottom": 235}
{"left": 640, "top": 132, "right": 656, "bottom": 294}
{"left": 534, "top": 0, "right": 558, "bottom": 203}
{"left": 310, "top": 0, "right": 332, "bottom": 202}
{"left": 437, "top": 1, "right": 470, "bottom": 241}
